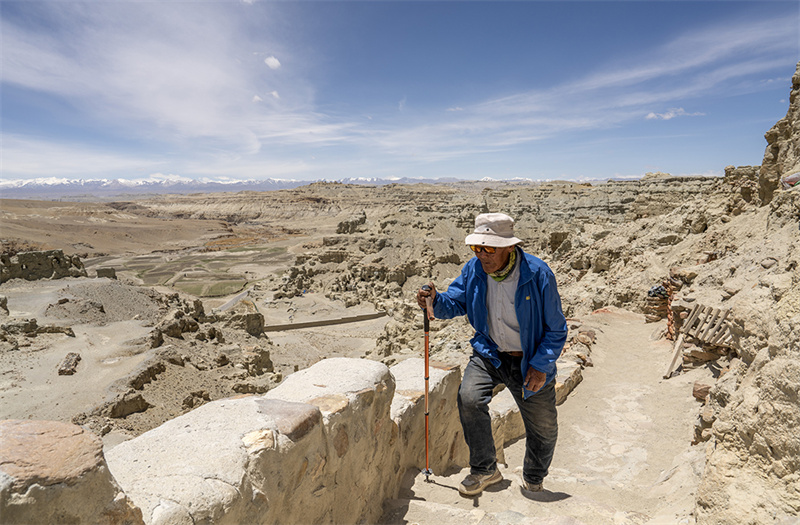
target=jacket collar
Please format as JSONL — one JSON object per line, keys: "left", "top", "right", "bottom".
{"left": 515, "top": 247, "right": 534, "bottom": 285}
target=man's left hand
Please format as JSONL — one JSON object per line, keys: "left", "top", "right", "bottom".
{"left": 524, "top": 367, "right": 546, "bottom": 393}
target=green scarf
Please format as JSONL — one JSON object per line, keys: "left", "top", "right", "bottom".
{"left": 489, "top": 247, "right": 516, "bottom": 282}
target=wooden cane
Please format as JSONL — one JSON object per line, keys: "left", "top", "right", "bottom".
{"left": 422, "top": 285, "right": 434, "bottom": 481}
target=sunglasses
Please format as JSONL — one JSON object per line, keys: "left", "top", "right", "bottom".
{"left": 469, "top": 245, "right": 497, "bottom": 254}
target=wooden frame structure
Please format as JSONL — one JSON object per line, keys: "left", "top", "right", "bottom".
{"left": 663, "top": 303, "right": 734, "bottom": 379}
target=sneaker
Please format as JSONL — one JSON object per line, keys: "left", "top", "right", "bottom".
{"left": 458, "top": 470, "right": 503, "bottom": 496}
{"left": 521, "top": 479, "right": 543, "bottom": 492}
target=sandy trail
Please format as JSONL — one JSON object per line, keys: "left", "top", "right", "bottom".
{"left": 382, "top": 308, "right": 712, "bottom": 525}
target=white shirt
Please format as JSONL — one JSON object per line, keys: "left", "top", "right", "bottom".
{"left": 486, "top": 257, "right": 523, "bottom": 354}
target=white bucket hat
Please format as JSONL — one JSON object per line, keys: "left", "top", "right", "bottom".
{"left": 464, "top": 213, "right": 522, "bottom": 247}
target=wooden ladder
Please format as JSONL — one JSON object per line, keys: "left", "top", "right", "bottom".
{"left": 663, "top": 303, "right": 733, "bottom": 379}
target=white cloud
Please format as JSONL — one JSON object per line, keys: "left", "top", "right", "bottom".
{"left": 645, "top": 108, "right": 705, "bottom": 121}
{"left": 264, "top": 56, "right": 281, "bottom": 70}
{"left": 0, "top": 132, "right": 323, "bottom": 181}
{"left": 251, "top": 91, "right": 280, "bottom": 103}
{"left": 1, "top": 3, "right": 796, "bottom": 181}
{"left": 0, "top": 2, "right": 322, "bottom": 160}
{"left": 1, "top": 134, "right": 164, "bottom": 179}
{"left": 248, "top": 112, "right": 356, "bottom": 145}
{"left": 369, "top": 14, "right": 796, "bottom": 160}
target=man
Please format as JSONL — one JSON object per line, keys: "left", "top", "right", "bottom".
{"left": 416, "top": 212, "right": 567, "bottom": 497}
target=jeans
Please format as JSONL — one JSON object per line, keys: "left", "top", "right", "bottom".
{"left": 458, "top": 352, "right": 558, "bottom": 484}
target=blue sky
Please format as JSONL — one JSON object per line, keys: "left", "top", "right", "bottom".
{"left": 1, "top": 0, "right": 798, "bottom": 184}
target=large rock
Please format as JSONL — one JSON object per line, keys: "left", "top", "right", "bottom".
{"left": 220, "top": 300, "right": 265, "bottom": 337}
{"left": 724, "top": 165, "right": 761, "bottom": 210}
{"left": 106, "top": 393, "right": 323, "bottom": 525}
{"left": 0, "top": 419, "right": 143, "bottom": 525}
{"left": 690, "top": 66, "right": 800, "bottom": 521}
{"left": 760, "top": 61, "right": 800, "bottom": 204}
{"left": 336, "top": 211, "right": 367, "bottom": 234}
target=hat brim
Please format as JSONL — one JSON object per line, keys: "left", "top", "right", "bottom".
{"left": 464, "top": 233, "right": 522, "bottom": 247}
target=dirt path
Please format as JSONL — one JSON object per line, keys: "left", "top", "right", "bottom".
{"left": 382, "top": 308, "right": 712, "bottom": 525}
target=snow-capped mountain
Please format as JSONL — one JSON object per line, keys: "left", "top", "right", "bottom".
{"left": 0, "top": 176, "right": 471, "bottom": 201}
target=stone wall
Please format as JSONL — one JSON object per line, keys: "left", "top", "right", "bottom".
{"left": 2, "top": 357, "right": 524, "bottom": 525}
{"left": 0, "top": 249, "right": 87, "bottom": 284}
{"left": 105, "top": 357, "right": 521, "bottom": 524}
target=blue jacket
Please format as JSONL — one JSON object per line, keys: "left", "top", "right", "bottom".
{"left": 432, "top": 248, "right": 567, "bottom": 398}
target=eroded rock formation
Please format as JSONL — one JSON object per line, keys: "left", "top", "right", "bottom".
{"left": 693, "top": 61, "right": 800, "bottom": 524}
{"left": 760, "top": 62, "right": 800, "bottom": 204}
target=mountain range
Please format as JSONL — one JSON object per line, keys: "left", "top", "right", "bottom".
{"left": 0, "top": 176, "right": 481, "bottom": 201}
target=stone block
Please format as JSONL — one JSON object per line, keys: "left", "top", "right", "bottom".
{"left": 262, "top": 357, "right": 398, "bottom": 525}
{"left": 57, "top": 352, "right": 82, "bottom": 375}
{"left": 555, "top": 360, "right": 583, "bottom": 406}
{"left": 489, "top": 387, "right": 525, "bottom": 465}
{"left": 106, "top": 394, "right": 315, "bottom": 525}
{"left": 0, "top": 419, "right": 143, "bottom": 525}
{"left": 99, "top": 354, "right": 565, "bottom": 525}
{"left": 96, "top": 267, "right": 117, "bottom": 279}
{"left": 693, "top": 382, "right": 712, "bottom": 401}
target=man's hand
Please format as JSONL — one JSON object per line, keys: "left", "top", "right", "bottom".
{"left": 416, "top": 282, "right": 436, "bottom": 309}
{"left": 524, "top": 367, "right": 546, "bottom": 393}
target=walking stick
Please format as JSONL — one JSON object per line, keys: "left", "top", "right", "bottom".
{"left": 421, "top": 285, "right": 435, "bottom": 482}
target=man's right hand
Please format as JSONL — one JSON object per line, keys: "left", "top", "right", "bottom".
{"left": 416, "top": 282, "right": 436, "bottom": 310}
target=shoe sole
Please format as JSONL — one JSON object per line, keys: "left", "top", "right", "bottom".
{"left": 458, "top": 472, "right": 503, "bottom": 496}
